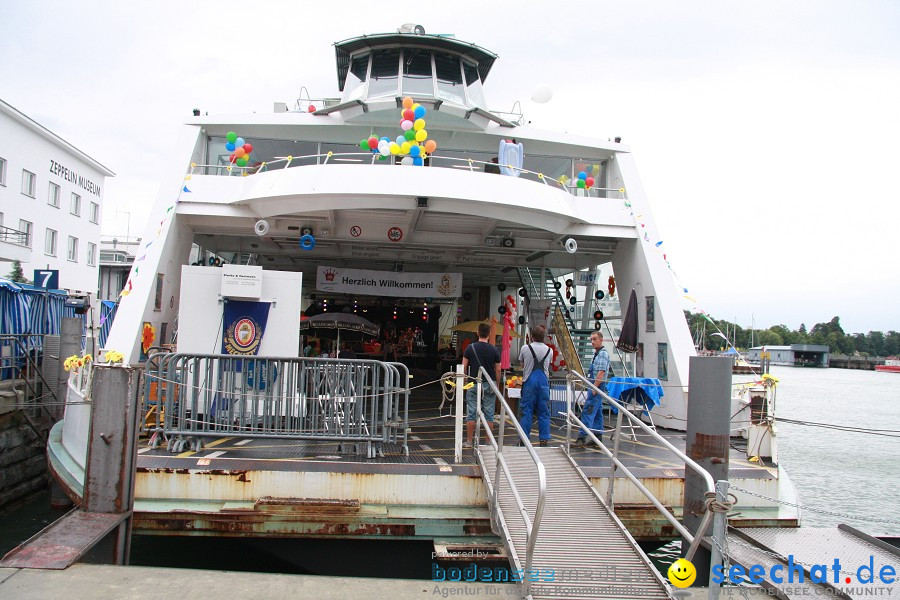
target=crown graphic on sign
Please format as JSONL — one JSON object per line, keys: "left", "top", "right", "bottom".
{"left": 323, "top": 268, "right": 337, "bottom": 282}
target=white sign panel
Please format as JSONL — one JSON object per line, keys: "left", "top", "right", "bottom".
{"left": 221, "top": 264, "right": 263, "bottom": 299}
{"left": 316, "top": 266, "right": 462, "bottom": 298}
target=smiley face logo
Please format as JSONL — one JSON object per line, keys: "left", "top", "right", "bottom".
{"left": 667, "top": 558, "right": 696, "bottom": 588}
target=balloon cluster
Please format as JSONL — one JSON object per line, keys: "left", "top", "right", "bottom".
{"left": 575, "top": 170, "right": 595, "bottom": 190}
{"left": 503, "top": 295, "right": 517, "bottom": 330}
{"left": 226, "top": 132, "right": 253, "bottom": 167}
{"left": 357, "top": 97, "right": 438, "bottom": 166}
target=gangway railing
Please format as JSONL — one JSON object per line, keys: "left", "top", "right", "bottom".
{"left": 143, "top": 353, "right": 409, "bottom": 458}
{"left": 472, "top": 366, "right": 546, "bottom": 599}
{"left": 566, "top": 371, "right": 723, "bottom": 573}
{"left": 0, "top": 334, "right": 57, "bottom": 438}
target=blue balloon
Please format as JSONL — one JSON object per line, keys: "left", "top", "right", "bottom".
{"left": 409, "top": 144, "right": 421, "bottom": 157}
{"left": 225, "top": 142, "right": 235, "bottom": 151}
{"left": 381, "top": 136, "right": 391, "bottom": 142}
{"left": 396, "top": 135, "right": 406, "bottom": 146}
{"left": 235, "top": 137, "right": 245, "bottom": 147}
{"left": 413, "top": 156, "right": 423, "bottom": 166}
{"left": 414, "top": 105, "right": 426, "bottom": 119}
{"left": 578, "top": 171, "right": 587, "bottom": 180}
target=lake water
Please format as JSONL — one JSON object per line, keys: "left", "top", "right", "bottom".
{"left": 3, "top": 365, "right": 898, "bottom": 570}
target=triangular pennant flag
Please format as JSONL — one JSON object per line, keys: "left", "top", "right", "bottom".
{"left": 183, "top": 185, "right": 192, "bottom": 193}
{"left": 137, "top": 254, "right": 146, "bottom": 262}
{"left": 655, "top": 241, "right": 663, "bottom": 247}
{"left": 167, "top": 205, "right": 174, "bottom": 213}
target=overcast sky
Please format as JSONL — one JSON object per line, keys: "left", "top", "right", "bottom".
{"left": 2, "top": 1, "right": 898, "bottom": 334}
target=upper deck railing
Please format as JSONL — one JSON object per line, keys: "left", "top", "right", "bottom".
{"left": 188, "top": 153, "right": 627, "bottom": 200}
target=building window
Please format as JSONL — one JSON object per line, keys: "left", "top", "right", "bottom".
{"left": 90, "top": 201, "right": 100, "bottom": 224}
{"left": 67, "top": 236, "right": 78, "bottom": 262}
{"left": 657, "top": 342, "right": 668, "bottom": 381}
{"left": 48, "top": 182, "right": 60, "bottom": 207}
{"left": 645, "top": 296, "right": 655, "bottom": 332}
{"left": 45, "top": 228, "right": 58, "bottom": 256}
{"left": 0, "top": 157, "right": 7, "bottom": 186}
{"left": 154, "top": 273, "right": 164, "bottom": 310}
{"left": 19, "top": 220, "right": 33, "bottom": 247}
{"left": 22, "top": 170, "right": 36, "bottom": 197}
{"left": 87, "top": 242, "right": 97, "bottom": 266}
{"left": 71, "top": 193, "right": 81, "bottom": 216}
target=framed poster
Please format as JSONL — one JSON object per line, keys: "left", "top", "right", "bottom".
{"left": 645, "top": 296, "right": 655, "bottom": 332}
{"left": 636, "top": 343, "right": 644, "bottom": 377}
{"left": 657, "top": 342, "right": 668, "bottom": 381}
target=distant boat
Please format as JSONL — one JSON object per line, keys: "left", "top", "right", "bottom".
{"left": 875, "top": 357, "right": 900, "bottom": 373}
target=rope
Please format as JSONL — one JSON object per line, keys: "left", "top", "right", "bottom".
{"left": 729, "top": 484, "right": 900, "bottom": 526}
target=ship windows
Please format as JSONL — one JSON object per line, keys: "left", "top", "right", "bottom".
{"left": 462, "top": 61, "right": 486, "bottom": 108}
{"left": 369, "top": 49, "right": 401, "bottom": 98}
{"left": 344, "top": 54, "right": 370, "bottom": 101}
{"left": 402, "top": 49, "right": 434, "bottom": 96}
{"left": 435, "top": 52, "right": 465, "bottom": 105}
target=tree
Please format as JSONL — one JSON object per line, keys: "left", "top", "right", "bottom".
{"left": 868, "top": 331, "right": 886, "bottom": 356}
{"left": 853, "top": 333, "right": 870, "bottom": 355}
{"left": 5, "top": 260, "right": 30, "bottom": 283}
{"left": 885, "top": 331, "right": 900, "bottom": 356}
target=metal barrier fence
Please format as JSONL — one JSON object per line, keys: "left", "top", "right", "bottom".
{"left": 144, "top": 353, "right": 409, "bottom": 458}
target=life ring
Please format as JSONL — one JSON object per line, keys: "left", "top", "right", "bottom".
{"left": 553, "top": 281, "right": 562, "bottom": 290}
{"left": 595, "top": 290, "right": 605, "bottom": 300}
{"left": 569, "top": 296, "right": 577, "bottom": 306}
{"left": 608, "top": 276, "right": 616, "bottom": 297}
{"left": 518, "top": 288, "right": 527, "bottom": 297}
{"left": 254, "top": 220, "right": 269, "bottom": 236}
{"left": 300, "top": 234, "right": 316, "bottom": 250}
{"left": 594, "top": 310, "right": 604, "bottom": 320}
{"left": 564, "top": 238, "right": 577, "bottom": 254}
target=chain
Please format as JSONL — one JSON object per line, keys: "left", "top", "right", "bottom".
{"left": 729, "top": 484, "right": 900, "bottom": 526}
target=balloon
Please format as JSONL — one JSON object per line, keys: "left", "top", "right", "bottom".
{"left": 389, "top": 142, "right": 401, "bottom": 155}
{"left": 412, "top": 103, "right": 421, "bottom": 110}
{"left": 402, "top": 108, "right": 414, "bottom": 121}
{"left": 413, "top": 118, "right": 425, "bottom": 131}
{"left": 576, "top": 179, "right": 586, "bottom": 188}
{"left": 229, "top": 153, "right": 236, "bottom": 163}
{"left": 379, "top": 146, "right": 390, "bottom": 157}
{"left": 400, "top": 141, "right": 411, "bottom": 154}
{"left": 236, "top": 157, "right": 248, "bottom": 167}
{"left": 307, "top": 105, "right": 316, "bottom": 113}
{"left": 401, "top": 119, "right": 413, "bottom": 131}
{"left": 243, "top": 143, "right": 253, "bottom": 154}
{"left": 585, "top": 176, "right": 595, "bottom": 187}
{"left": 367, "top": 136, "right": 378, "bottom": 149}
{"left": 531, "top": 83, "right": 553, "bottom": 104}
{"left": 404, "top": 129, "right": 416, "bottom": 141}
{"left": 360, "top": 139, "right": 369, "bottom": 149}
{"left": 235, "top": 147, "right": 246, "bottom": 158}
{"left": 409, "top": 144, "right": 421, "bottom": 157}
{"left": 396, "top": 135, "right": 406, "bottom": 146}
{"left": 225, "top": 142, "right": 235, "bottom": 152}
{"left": 414, "top": 105, "right": 426, "bottom": 119}
{"left": 402, "top": 96, "right": 414, "bottom": 109}
{"left": 415, "top": 129, "right": 427, "bottom": 142}
{"left": 413, "top": 156, "right": 423, "bottom": 166}
{"left": 381, "top": 136, "right": 391, "bottom": 143}
{"left": 235, "top": 137, "right": 245, "bottom": 147}
{"left": 578, "top": 171, "right": 587, "bottom": 180}
{"left": 424, "top": 140, "right": 437, "bottom": 153}
{"left": 226, "top": 131, "right": 237, "bottom": 143}
{"left": 401, "top": 156, "right": 413, "bottom": 165}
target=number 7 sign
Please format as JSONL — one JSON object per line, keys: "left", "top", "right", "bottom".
{"left": 33, "top": 269, "right": 59, "bottom": 289}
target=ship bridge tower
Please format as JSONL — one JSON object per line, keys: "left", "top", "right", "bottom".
{"left": 323, "top": 25, "right": 515, "bottom": 129}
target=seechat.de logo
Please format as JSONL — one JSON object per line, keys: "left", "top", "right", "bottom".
{"left": 668, "top": 558, "right": 697, "bottom": 588}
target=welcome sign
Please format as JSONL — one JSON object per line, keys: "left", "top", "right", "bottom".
{"left": 316, "top": 266, "right": 461, "bottom": 298}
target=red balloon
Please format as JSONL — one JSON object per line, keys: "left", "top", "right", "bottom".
{"left": 243, "top": 143, "right": 254, "bottom": 154}
{"left": 402, "top": 108, "right": 414, "bottom": 121}
{"left": 585, "top": 176, "right": 595, "bottom": 187}
{"left": 229, "top": 153, "right": 236, "bottom": 163}
{"left": 367, "top": 136, "right": 378, "bottom": 149}
{"left": 307, "top": 105, "right": 316, "bottom": 113}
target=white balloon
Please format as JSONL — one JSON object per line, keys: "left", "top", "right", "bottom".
{"left": 531, "top": 84, "right": 553, "bottom": 104}
{"left": 401, "top": 156, "right": 414, "bottom": 166}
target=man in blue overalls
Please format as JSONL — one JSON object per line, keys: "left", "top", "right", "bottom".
{"left": 518, "top": 325, "right": 552, "bottom": 446}
{"left": 575, "top": 331, "right": 609, "bottom": 447}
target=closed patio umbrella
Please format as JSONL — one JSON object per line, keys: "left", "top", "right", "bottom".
{"left": 299, "top": 312, "right": 379, "bottom": 351}
{"left": 616, "top": 289, "right": 639, "bottom": 353}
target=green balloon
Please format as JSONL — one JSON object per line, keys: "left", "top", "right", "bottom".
{"left": 576, "top": 179, "right": 586, "bottom": 188}
{"left": 226, "top": 131, "right": 237, "bottom": 143}
{"left": 359, "top": 139, "right": 368, "bottom": 150}
{"left": 236, "top": 157, "right": 248, "bottom": 167}
{"left": 404, "top": 129, "right": 416, "bottom": 141}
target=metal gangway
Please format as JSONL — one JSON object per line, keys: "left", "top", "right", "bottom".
{"left": 144, "top": 352, "right": 410, "bottom": 457}
{"left": 471, "top": 367, "right": 723, "bottom": 599}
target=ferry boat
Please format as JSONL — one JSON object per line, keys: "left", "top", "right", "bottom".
{"left": 44, "top": 26, "right": 798, "bottom": 597}
{"left": 876, "top": 357, "right": 900, "bottom": 373}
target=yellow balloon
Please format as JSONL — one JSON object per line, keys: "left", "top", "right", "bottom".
{"left": 400, "top": 141, "right": 411, "bottom": 154}
{"left": 402, "top": 97, "right": 413, "bottom": 109}
{"left": 412, "top": 103, "right": 421, "bottom": 111}
{"left": 413, "top": 118, "right": 425, "bottom": 131}
{"left": 390, "top": 142, "right": 401, "bottom": 155}
{"left": 415, "top": 129, "right": 427, "bottom": 142}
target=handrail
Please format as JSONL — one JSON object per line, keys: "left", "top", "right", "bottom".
{"left": 474, "top": 366, "right": 546, "bottom": 598}
{"left": 187, "top": 153, "right": 627, "bottom": 200}
{"left": 567, "top": 370, "right": 715, "bottom": 559}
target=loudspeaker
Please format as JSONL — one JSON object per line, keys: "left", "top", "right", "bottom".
{"left": 501, "top": 237, "right": 515, "bottom": 248}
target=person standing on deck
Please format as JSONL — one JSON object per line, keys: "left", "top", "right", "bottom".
{"left": 575, "top": 331, "right": 609, "bottom": 447}
{"left": 461, "top": 322, "right": 502, "bottom": 448}
{"left": 518, "top": 325, "right": 552, "bottom": 446}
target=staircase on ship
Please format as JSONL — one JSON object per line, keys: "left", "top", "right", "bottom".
{"left": 477, "top": 444, "right": 671, "bottom": 599}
